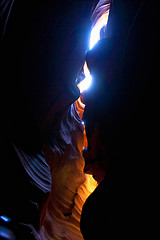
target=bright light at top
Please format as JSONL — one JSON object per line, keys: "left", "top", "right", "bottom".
{"left": 89, "top": 13, "right": 109, "bottom": 50}
{"left": 78, "top": 12, "right": 109, "bottom": 93}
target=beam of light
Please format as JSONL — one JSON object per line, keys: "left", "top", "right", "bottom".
{"left": 0, "top": 215, "right": 11, "bottom": 222}
{"left": 78, "top": 12, "right": 109, "bottom": 93}
{"left": 78, "top": 62, "right": 92, "bottom": 93}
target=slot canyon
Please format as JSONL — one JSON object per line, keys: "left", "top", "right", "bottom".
{"left": 0, "top": 0, "right": 158, "bottom": 239}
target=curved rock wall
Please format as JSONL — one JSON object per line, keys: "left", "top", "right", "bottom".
{"left": 37, "top": 102, "right": 97, "bottom": 240}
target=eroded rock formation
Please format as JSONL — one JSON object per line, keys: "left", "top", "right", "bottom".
{"left": 31, "top": 102, "right": 98, "bottom": 240}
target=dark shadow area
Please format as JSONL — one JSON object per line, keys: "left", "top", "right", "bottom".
{"left": 80, "top": 0, "right": 159, "bottom": 239}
